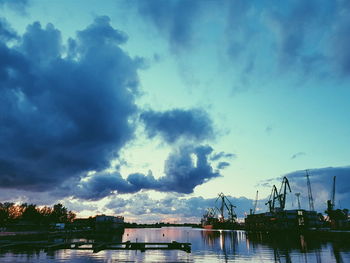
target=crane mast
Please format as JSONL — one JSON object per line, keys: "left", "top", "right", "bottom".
{"left": 306, "top": 170, "right": 315, "bottom": 211}
{"left": 332, "top": 176, "right": 336, "bottom": 209}
{"left": 265, "top": 185, "right": 279, "bottom": 212}
{"left": 216, "top": 193, "right": 237, "bottom": 223}
{"left": 253, "top": 190, "right": 258, "bottom": 214}
{"left": 295, "top": 193, "right": 301, "bottom": 209}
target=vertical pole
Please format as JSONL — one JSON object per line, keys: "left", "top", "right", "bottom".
{"left": 295, "top": 193, "right": 301, "bottom": 209}
{"left": 306, "top": 170, "right": 315, "bottom": 211}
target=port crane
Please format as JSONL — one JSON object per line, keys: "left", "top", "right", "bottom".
{"left": 266, "top": 177, "right": 291, "bottom": 212}
{"left": 325, "top": 176, "right": 349, "bottom": 228}
{"left": 265, "top": 185, "right": 279, "bottom": 213}
{"left": 216, "top": 193, "right": 237, "bottom": 223}
{"left": 326, "top": 176, "right": 336, "bottom": 213}
{"left": 278, "top": 176, "right": 292, "bottom": 210}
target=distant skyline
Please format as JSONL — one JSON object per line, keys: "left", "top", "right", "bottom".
{"left": 0, "top": 0, "right": 349, "bottom": 223}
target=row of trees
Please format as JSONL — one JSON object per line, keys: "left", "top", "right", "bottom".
{"left": 0, "top": 202, "right": 76, "bottom": 226}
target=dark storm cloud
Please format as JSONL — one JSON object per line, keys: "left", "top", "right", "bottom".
{"left": 74, "top": 173, "right": 138, "bottom": 200}
{"left": 73, "top": 144, "right": 222, "bottom": 200}
{"left": 0, "top": 16, "right": 140, "bottom": 191}
{"left": 135, "top": 0, "right": 203, "bottom": 51}
{"left": 159, "top": 145, "right": 220, "bottom": 193}
{"left": 127, "top": 172, "right": 160, "bottom": 190}
{"left": 140, "top": 109, "right": 214, "bottom": 143}
{"left": 107, "top": 193, "right": 254, "bottom": 219}
{"left": 77, "top": 16, "right": 128, "bottom": 46}
{"left": 0, "top": 18, "right": 18, "bottom": 41}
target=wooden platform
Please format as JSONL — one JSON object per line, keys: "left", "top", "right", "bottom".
{"left": 0, "top": 240, "right": 191, "bottom": 253}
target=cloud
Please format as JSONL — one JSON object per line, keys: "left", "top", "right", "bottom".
{"left": 140, "top": 108, "right": 214, "bottom": 143}
{"left": 135, "top": 0, "right": 204, "bottom": 52}
{"left": 225, "top": 0, "right": 254, "bottom": 58}
{"left": 133, "top": 0, "right": 350, "bottom": 79}
{"left": 159, "top": 144, "right": 220, "bottom": 193}
{"left": 331, "top": 2, "right": 350, "bottom": 76}
{"left": 106, "top": 197, "right": 128, "bottom": 211}
{"left": 267, "top": 0, "right": 317, "bottom": 67}
{"left": 217, "top": 162, "right": 230, "bottom": 169}
{"left": 223, "top": 0, "right": 350, "bottom": 78}
{"left": 77, "top": 16, "right": 128, "bottom": 46}
{"left": 265, "top": 125, "right": 273, "bottom": 134}
{"left": 71, "top": 144, "right": 222, "bottom": 199}
{"left": 0, "top": 16, "right": 140, "bottom": 191}
{"left": 62, "top": 200, "right": 98, "bottom": 213}
{"left": 0, "top": 0, "right": 29, "bottom": 15}
{"left": 290, "top": 152, "right": 306, "bottom": 160}
{"left": 263, "top": 0, "right": 350, "bottom": 77}
{"left": 73, "top": 173, "right": 138, "bottom": 200}
{"left": 0, "top": 18, "right": 18, "bottom": 41}
{"left": 210, "top": 151, "right": 236, "bottom": 161}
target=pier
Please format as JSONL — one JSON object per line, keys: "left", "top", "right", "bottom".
{"left": 0, "top": 240, "right": 192, "bottom": 253}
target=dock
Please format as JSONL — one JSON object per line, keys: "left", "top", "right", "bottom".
{"left": 0, "top": 240, "right": 191, "bottom": 253}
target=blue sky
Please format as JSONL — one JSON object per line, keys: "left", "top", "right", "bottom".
{"left": 0, "top": 0, "right": 349, "bottom": 222}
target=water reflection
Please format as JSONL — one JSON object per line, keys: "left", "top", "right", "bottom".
{"left": 0, "top": 228, "right": 349, "bottom": 262}
{"left": 200, "top": 228, "right": 350, "bottom": 263}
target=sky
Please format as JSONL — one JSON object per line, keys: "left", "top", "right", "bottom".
{"left": 0, "top": 0, "right": 349, "bottom": 223}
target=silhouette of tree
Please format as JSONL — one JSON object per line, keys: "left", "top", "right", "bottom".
{"left": 51, "top": 203, "right": 75, "bottom": 223}
{"left": 0, "top": 202, "right": 76, "bottom": 227}
{"left": 39, "top": 206, "right": 53, "bottom": 225}
{"left": 20, "top": 204, "right": 41, "bottom": 222}
{"left": 67, "top": 210, "right": 76, "bottom": 223}
{"left": 0, "top": 202, "right": 15, "bottom": 226}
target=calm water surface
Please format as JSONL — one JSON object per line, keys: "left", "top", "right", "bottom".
{"left": 0, "top": 227, "right": 349, "bottom": 262}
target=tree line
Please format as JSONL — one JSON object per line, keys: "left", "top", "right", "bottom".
{"left": 0, "top": 202, "right": 76, "bottom": 227}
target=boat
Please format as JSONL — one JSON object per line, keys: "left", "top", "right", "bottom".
{"left": 201, "top": 208, "right": 218, "bottom": 229}
{"left": 201, "top": 193, "right": 237, "bottom": 230}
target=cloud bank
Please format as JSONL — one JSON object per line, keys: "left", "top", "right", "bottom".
{"left": 134, "top": 0, "right": 350, "bottom": 78}
{"left": 106, "top": 193, "right": 254, "bottom": 222}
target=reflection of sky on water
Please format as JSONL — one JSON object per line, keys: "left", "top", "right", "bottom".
{"left": 0, "top": 228, "right": 349, "bottom": 262}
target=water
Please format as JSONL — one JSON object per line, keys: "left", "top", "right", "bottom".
{"left": 0, "top": 227, "right": 349, "bottom": 262}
